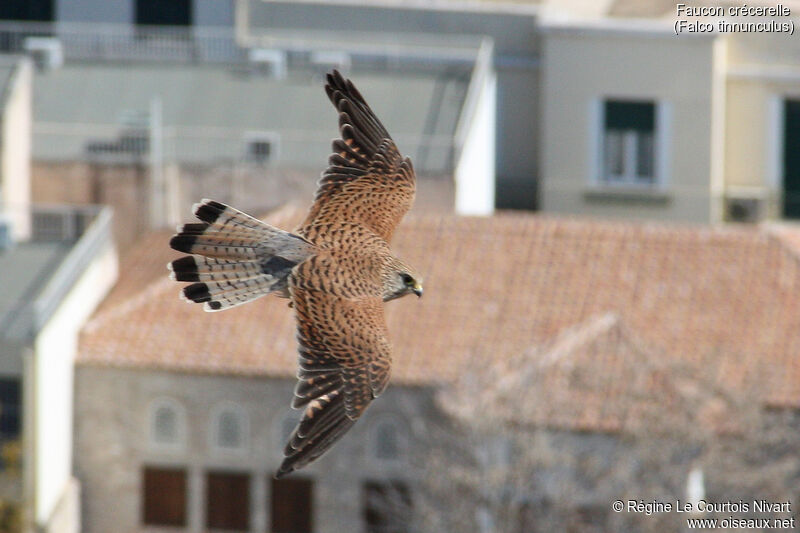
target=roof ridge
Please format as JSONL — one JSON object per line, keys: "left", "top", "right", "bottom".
{"left": 537, "top": 312, "right": 621, "bottom": 367}
{"left": 763, "top": 222, "right": 800, "bottom": 263}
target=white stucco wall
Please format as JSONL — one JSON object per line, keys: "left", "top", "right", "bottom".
{"left": 32, "top": 239, "right": 117, "bottom": 529}
{"left": 1, "top": 58, "right": 32, "bottom": 241}
{"left": 455, "top": 67, "right": 497, "bottom": 216}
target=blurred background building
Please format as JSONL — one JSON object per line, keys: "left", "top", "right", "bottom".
{"left": 0, "top": 0, "right": 798, "bottom": 532}
{"left": 0, "top": 54, "right": 116, "bottom": 533}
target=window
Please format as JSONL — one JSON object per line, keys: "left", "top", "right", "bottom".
{"left": 148, "top": 398, "right": 185, "bottom": 449}
{"left": 211, "top": 404, "right": 248, "bottom": 452}
{"left": 218, "top": 411, "right": 243, "bottom": 448}
{"left": 602, "top": 100, "right": 657, "bottom": 186}
{"left": 135, "top": 0, "right": 192, "bottom": 26}
{"left": 154, "top": 407, "right": 177, "bottom": 443}
{"left": 363, "top": 480, "right": 412, "bottom": 533}
{"left": 0, "top": 379, "right": 21, "bottom": 440}
{"left": 371, "top": 418, "right": 406, "bottom": 462}
{"left": 271, "top": 477, "right": 313, "bottom": 533}
{"left": 249, "top": 140, "right": 271, "bottom": 162}
{"left": 375, "top": 422, "right": 399, "bottom": 459}
{"left": 244, "top": 132, "right": 280, "bottom": 165}
{"left": 142, "top": 467, "right": 187, "bottom": 527}
{"left": 206, "top": 471, "right": 250, "bottom": 531}
{"left": 0, "top": 0, "right": 53, "bottom": 22}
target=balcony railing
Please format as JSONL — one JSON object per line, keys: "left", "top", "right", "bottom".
{"left": 0, "top": 205, "right": 113, "bottom": 340}
{"left": 0, "top": 21, "right": 243, "bottom": 64}
{"left": 0, "top": 20, "right": 484, "bottom": 68}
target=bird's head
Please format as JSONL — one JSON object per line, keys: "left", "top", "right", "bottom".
{"left": 383, "top": 259, "right": 423, "bottom": 302}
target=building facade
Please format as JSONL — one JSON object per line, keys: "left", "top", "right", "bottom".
{"left": 77, "top": 207, "right": 800, "bottom": 532}
{"left": 539, "top": 22, "right": 718, "bottom": 224}
{"left": 0, "top": 53, "right": 118, "bottom": 533}
{"left": 3, "top": 0, "right": 800, "bottom": 224}
{"left": 74, "top": 366, "right": 431, "bottom": 533}
{"left": 538, "top": 16, "right": 800, "bottom": 225}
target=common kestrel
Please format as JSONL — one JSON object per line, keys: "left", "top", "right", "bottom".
{"left": 169, "top": 70, "right": 422, "bottom": 478}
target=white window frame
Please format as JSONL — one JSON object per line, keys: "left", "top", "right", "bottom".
{"left": 209, "top": 402, "right": 249, "bottom": 455}
{"left": 590, "top": 98, "right": 671, "bottom": 190}
{"left": 766, "top": 94, "right": 784, "bottom": 192}
{"left": 604, "top": 129, "right": 654, "bottom": 184}
{"left": 147, "top": 397, "right": 187, "bottom": 452}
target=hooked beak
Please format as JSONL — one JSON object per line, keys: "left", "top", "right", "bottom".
{"left": 413, "top": 283, "right": 423, "bottom": 298}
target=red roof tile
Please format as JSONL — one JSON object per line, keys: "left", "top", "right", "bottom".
{"left": 80, "top": 211, "right": 800, "bottom": 427}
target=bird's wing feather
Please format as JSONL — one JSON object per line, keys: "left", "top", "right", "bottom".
{"left": 276, "top": 264, "right": 392, "bottom": 478}
{"left": 297, "top": 69, "right": 415, "bottom": 244}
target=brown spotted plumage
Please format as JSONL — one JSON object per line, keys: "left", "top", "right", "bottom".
{"left": 168, "top": 70, "right": 423, "bottom": 478}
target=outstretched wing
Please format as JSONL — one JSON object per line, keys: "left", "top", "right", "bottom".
{"left": 297, "top": 69, "right": 415, "bottom": 244}
{"left": 276, "top": 262, "right": 392, "bottom": 478}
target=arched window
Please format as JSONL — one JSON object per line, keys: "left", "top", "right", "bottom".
{"left": 275, "top": 411, "right": 302, "bottom": 449}
{"left": 375, "top": 421, "right": 399, "bottom": 460}
{"left": 148, "top": 398, "right": 186, "bottom": 449}
{"left": 154, "top": 407, "right": 177, "bottom": 443}
{"left": 211, "top": 403, "right": 248, "bottom": 452}
{"left": 280, "top": 416, "right": 296, "bottom": 445}
{"left": 371, "top": 417, "right": 406, "bottom": 462}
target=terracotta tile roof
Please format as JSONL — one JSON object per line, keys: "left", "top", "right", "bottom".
{"left": 445, "top": 312, "right": 741, "bottom": 435}
{"left": 96, "top": 229, "right": 178, "bottom": 313}
{"left": 80, "top": 211, "right": 800, "bottom": 428}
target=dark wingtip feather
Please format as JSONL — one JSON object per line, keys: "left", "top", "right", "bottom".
{"left": 191, "top": 199, "right": 231, "bottom": 225}
{"left": 326, "top": 69, "right": 354, "bottom": 106}
{"left": 274, "top": 462, "right": 294, "bottom": 479}
{"left": 169, "top": 256, "right": 199, "bottom": 282}
{"left": 182, "top": 283, "right": 211, "bottom": 303}
{"left": 169, "top": 235, "right": 198, "bottom": 254}
{"left": 329, "top": 69, "right": 344, "bottom": 88}
{"left": 194, "top": 204, "right": 223, "bottom": 225}
{"left": 178, "top": 223, "right": 209, "bottom": 235}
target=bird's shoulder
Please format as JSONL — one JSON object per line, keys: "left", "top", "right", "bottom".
{"left": 297, "top": 220, "right": 387, "bottom": 249}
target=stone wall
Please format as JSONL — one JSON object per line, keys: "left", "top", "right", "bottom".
{"left": 74, "top": 365, "right": 434, "bottom": 533}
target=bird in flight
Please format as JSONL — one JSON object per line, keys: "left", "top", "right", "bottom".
{"left": 168, "top": 70, "right": 422, "bottom": 478}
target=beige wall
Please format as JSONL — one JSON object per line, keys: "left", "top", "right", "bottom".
{"left": 723, "top": 32, "right": 800, "bottom": 217}
{"left": 540, "top": 24, "right": 717, "bottom": 223}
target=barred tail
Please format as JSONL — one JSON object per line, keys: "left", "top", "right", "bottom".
{"left": 168, "top": 199, "right": 314, "bottom": 311}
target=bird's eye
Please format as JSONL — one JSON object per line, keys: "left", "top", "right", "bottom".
{"left": 401, "top": 273, "right": 414, "bottom": 286}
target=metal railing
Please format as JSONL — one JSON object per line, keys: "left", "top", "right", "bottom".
{"left": 0, "top": 20, "right": 485, "bottom": 68}
{"left": 0, "top": 21, "right": 242, "bottom": 64}
{"left": 0, "top": 205, "right": 113, "bottom": 340}
{"left": 33, "top": 205, "right": 112, "bottom": 331}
